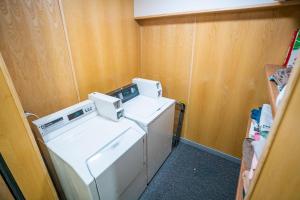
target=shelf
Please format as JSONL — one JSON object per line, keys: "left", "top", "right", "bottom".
{"left": 236, "top": 157, "right": 246, "bottom": 200}
{"left": 264, "top": 64, "right": 284, "bottom": 116}
{"left": 236, "top": 64, "right": 284, "bottom": 199}
{"left": 134, "top": 1, "right": 300, "bottom": 20}
{"left": 236, "top": 118, "right": 251, "bottom": 200}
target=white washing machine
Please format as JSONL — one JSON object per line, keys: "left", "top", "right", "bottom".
{"left": 109, "top": 78, "right": 175, "bottom": 182}
{"left": 32, "top": 95, "right": 147, "bottom": 200}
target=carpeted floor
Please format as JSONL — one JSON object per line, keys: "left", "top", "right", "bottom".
{"left": 139, "top": 142, "right": 240, "bottom": 200}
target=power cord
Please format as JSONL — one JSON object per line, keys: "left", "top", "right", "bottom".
{"left": 24, "top": 111, "right": 39, "bottom": 119}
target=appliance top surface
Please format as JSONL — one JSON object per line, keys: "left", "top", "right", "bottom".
{"left": 123, "top": 95, "right": 175, "bottom": 121}
{"left": 47, "top": 116, "right": 138, "bottom": 161}
{"left": 45, "top": 115, "right": 145, "bottom": 183}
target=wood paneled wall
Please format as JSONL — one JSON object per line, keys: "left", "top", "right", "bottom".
{"left": 0, "top": 0, "right": 140, "bottom": 116}
{"left": 0, "top": 0, "right": 79, "bottom": 116}
{"left": 60, "top": 0, "right": 140, "bottom": 99}
{"left": 1, "top": 0, "right": 299, "bottom": 161}
{"left": 140, "top": 16, "right": 195, "bottom": 105}
{"left": 139, "top": 16, "right": 195, "bottom": 133}
{"left": 139, "top": 6, "right": 300, "bottom": 157}
{"left": 0, "top": 54, "right": 57, "bottom": 199}
{"left": 0, "top": 0, "right": 139, "bottom": 197}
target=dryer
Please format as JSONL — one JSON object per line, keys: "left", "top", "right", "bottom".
{"left": 32, "top": 96, "right": 147, "bottom": 200}
{"left": 109, "top": 78, "right": 175, "bottom": 182}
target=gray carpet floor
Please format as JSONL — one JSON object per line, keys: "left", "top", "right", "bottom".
{"left": 139, "top": 142, "right": 240, "bottom": 200}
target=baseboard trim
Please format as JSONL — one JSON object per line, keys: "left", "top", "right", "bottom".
{"left": 179, "top": 138, "right": 241, "bottom": 164}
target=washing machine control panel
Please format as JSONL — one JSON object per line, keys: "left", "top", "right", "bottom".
{"left": 109, "top": 84, "right": 139, "bottom": 103}
{"left": 33, "top": 100, "right": 96, "bottom": 139}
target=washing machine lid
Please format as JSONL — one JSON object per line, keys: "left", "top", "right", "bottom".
{"left": 86, "top": 127, "right": 143, "bottom": 177}
{"left": 46, "top": 115, "right": 145, "bottom": 184}
{"left": 123, "top": 95, "right": 175, "bottom": 126}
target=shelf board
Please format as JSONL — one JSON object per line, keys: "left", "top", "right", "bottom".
{"left": 236, "top": 118, "right": 251, "bottom": 200}
{"left": 264, "top": 64, "right": 284, "bottom": 116}
{"left": 134, "top": 1, "right": 300, "bottom": 20}
{"left": 236, "top": 156, "right": 246, "bottom": 200}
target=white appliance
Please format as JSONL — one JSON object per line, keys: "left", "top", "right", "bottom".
{"left": 32, "top": 98, "right": 147, "bottom": 200}
{"left": 89, "top": 92, "right": 124, "bottom": 122}
{"left": 109, "top": 78, "right": 175, "bottom": 182}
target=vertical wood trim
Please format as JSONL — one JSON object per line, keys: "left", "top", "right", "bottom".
{"left": 184, "top": 16, "right": 197, "bottom": 135}
{"left": 139, "top": 24, "right": 143, "bottom": 76}
{"left": 245, "top": 59, "right": 300, "bottom": 199}
{"left": 57, "top": 0, "right": 81, "bottom": 101}
{"left": 0, "top": 53, "right": 58, "bottom": 199}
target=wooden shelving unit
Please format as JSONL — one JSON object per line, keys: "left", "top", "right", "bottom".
{"left": 236, "top": 64, "right": 283, "bottom": 199}
{"left": 235, "top": 162, "right": 245, "bottom": 200}
{"left": 264, "top": 64, "right": 284, "bottom": 116}
{"left": 235, "top": 119, "right": 251, "bottom": 200}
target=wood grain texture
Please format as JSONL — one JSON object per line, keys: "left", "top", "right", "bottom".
{"left": 188, "top": 7, "right": 300, "bottom": 157}
{"left": 61, "top": 0, "right": 140, "bottom": 99}
{"left": 0, "top": 0, "right": 79, "bottom": 117}
{"left": 246, "top": 60, "right": 300, "bottom": 200}
{"left": 265, "top": 64, "right": 283, "bottom": 115}
{"left": 139, "top": 16, "right": 195, "bottom": 104}
{"left": 139, "top": 16, "right": 195, "bottom": 135}
{"left": 235, "top": 118, "right": 251, "bottom": 200}
{"left": 0, "top": 54, "right": 57, "bottom": 199}
{"left": 235, "top": 160, "right": 245, "bottom": 200}
{"left": 139, "top": 6, "right": 300, "bottom": 157}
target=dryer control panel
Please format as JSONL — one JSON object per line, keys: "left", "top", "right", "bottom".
{"left": 108, "top": 84, "right": 139, "bottom": 103}
{"left": 108, "top": 78, "right": 163, "bottom": 103}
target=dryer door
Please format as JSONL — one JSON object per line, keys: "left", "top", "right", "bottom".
{"left": 87, "top": 128, "right": 145, "bottom": 200}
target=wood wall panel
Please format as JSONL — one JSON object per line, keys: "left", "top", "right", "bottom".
{"left": 0, "top": 54, "right": 57, "bottom": 199}
{"left": 0, "top": 0, "right": 79, "bottom": 117}
{"left": 139, "top": 6, "right": 300, "bottom": 157}
{"left": 139, "top": 16, "right": 195, "bottom": 104}
{"left": 139, "top": 16, "right": 195, "bottom": 135}
{"left": 61, "top": 0, "right": 140, "bottom": 99}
